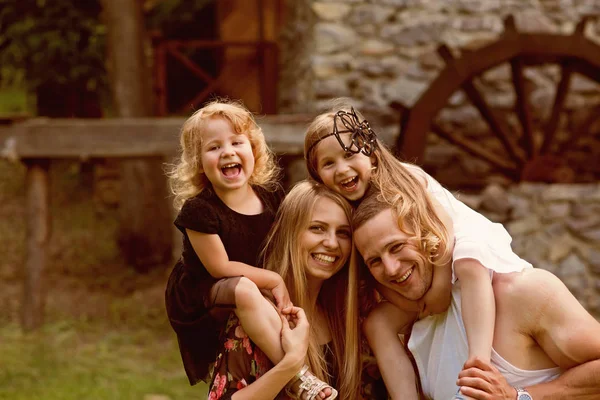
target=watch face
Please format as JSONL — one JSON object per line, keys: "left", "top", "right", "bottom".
{"left": 518, "top": 393, "right": 533, "bottom": 400}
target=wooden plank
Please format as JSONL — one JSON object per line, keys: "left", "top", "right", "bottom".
{"left": 0, "top": 116, "right": 311, "bottom": 160}
{"left": 21, "top": 160, "right": 50, "bottom": 331}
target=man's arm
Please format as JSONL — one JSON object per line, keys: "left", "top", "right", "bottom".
{"left": 522, "top": 269, "right": 600, "bottom": 399}
{"left": 458, "top": 269, "right": 600, "bottom": 400}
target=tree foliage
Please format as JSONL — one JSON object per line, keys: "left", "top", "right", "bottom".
{"left": 0, "top": 0, "right": 105, "bottom": 90}
{"left": 146, "top": 0, "right": 214, "bottom": 36}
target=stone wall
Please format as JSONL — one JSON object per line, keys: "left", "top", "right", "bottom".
{"left": 462, "top": 182, "right": 600, "bottom": 318}
{"left": 278, "top": 1, "right": 600, "bottom": 316}
{"left": 278, "top": 0, "right": 600, "bottom": 187}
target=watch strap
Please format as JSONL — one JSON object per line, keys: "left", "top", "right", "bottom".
{"left": 515, "top": 387, "right": 533, "bottom": 400}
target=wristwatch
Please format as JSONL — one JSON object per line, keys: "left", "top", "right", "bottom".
{"left": 515, "top": 387, "right": 533, "bottom": 400}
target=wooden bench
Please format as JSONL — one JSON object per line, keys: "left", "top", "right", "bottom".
{"left": 0, "top": 116, "right": 311, "bottom": 330}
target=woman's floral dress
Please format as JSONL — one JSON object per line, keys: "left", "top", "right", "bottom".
{"left": 207, "top": 281, "right": 387, "bottom": 400}
{"left": 207, "top": 313, "right": 288, "bottom": 400}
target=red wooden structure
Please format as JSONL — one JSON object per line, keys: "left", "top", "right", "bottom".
{"left": 152, "top": 0, "right": 280, "bottom": 115}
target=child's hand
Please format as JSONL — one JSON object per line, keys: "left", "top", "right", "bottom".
{"left": 271, "top": 278, "right": 292, "bottom": 311}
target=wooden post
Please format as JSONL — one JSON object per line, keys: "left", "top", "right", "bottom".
{"left": 21, "top": 159, "right": 50, "bottom": 331}
{"left": 103, "top": 0, "right": 173, "bottom": 271}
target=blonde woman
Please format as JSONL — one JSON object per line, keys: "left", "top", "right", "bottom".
{"left": 207, "top": 181, "right": 362, "bottom": 400}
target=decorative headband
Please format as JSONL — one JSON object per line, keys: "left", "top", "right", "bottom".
{"left": 308, "top": 107, "right": 378, "bottom": 156}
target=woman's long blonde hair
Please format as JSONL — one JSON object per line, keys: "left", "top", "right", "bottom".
{"left": 168, "top": 99, "right": 280, "bottom": 209}
{"left": 304, "top": 101, "right": 452, "bottom": 267}
{"left": 260, "top": 181, "right": 361, "bottom": 400}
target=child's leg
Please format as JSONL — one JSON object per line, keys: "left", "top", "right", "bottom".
{"left": 364, "top": 301, "right": 420, "bottom": 400}
{"left": 210, "top": 277, "right": 335, "bottom": 399}
{"left": 454, "top": 258, "right": 494, "bottom": 362}
{"left": 209, "top": 277, "right": 285, "bottom": 363}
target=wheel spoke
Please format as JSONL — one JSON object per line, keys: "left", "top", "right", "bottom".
{"left": 544, "top": 17, "right": 591, "bottom": 154}
{"left": 511, "top": 57, "right": 535, "bottom": 158}
{"left": 431, "top": 122, "right": 519, "bottom": 179}
{"left": 541, "top": 62, "right": 573, "bottom": 154}
{"left": 438, "top": 45, "right": 524, "bottom": 166}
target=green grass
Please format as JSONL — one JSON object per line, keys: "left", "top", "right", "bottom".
{"left": 0, "top": 321, "right": 208, "bottom": 400}
{"left": 0, "top": 160, "right": 209, "bottom": 399}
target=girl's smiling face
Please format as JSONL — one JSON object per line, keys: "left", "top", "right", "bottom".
{"left": 315, "top": 134, "right": 375, "bottom": 202}
{"left": 200, "top": 117, "right": 255, "bottom": 194}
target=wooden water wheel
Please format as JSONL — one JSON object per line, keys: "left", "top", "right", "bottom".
{"left": 395, "top": 15, "right": 600, "bottom": 183}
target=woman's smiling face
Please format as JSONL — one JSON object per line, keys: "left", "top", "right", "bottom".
{"left": 300, "top": 196, "right": 352, "bottom": 282}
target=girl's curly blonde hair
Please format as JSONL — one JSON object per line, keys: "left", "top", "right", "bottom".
{"left": 168, "top": 99, "right": 280, "bottom": 209}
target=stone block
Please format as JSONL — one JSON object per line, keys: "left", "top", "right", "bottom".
{"left": 578, "top": 228, "right": 600, "bottom": 243}
{"left": 314, "top": 77, "right": 351, "bottom": 98}
{"left": 406, "top": 62, "right": 438, "bottom": 80}
{"left": 382, "top": 77, "right": 428, "bottom": 107}
{"left": 381, "top": 22, "right": 447, "bottom": 47}
{"left": 442, "top": 0, "right": 502, "bottom": 12}
{"left": 419, "top": 51, "right": 445, "bottom": 70}
{"left": 480, "top": 183, "right": 511, "bottom": 214}
{"left": 349, "top": 4, "right": 395, "bottom": 25}
{"left": 448, "top": 90, "right": 466, "bottom": 106}
{"left": 548, "top": 233, "right": 576, "bottom": 263}
{"left": 586, "top": 248, "right": 600, "bottom": 274}
{"left": 507, "top": 215, "right": 542, "bottom": 236}
{"left": 481, "top": 64, "right": 512, "bottom": 83}
{"left": 567, "top": 215, "right": 600, "bottom": 234}
{"left": 541, "top": 184, "right": 591, "bottom": 202}
{"left": 570, "top": 75, "right": 599, "bottom": 93}
{"left": 359, "top": 39, "right": 396, "bottom": 56}
{"left": 315, "top": 23, "right": 358, "bottom": 54}
{"left": 573, "top": 203, "right": 600, "bottom": 218}
{"left": 541, "top": 202, "right": 571, "bottom": 221}
{"left": 508, "top": 195, "right": 531, "bottom": 219}
{"left": 311, "top": 2, "right": 352, "bottom": 21}
{"left": 557, "top": 253, "right": 589, "bottom": 294}
{"left": 372, "top": 0, "right": 429, "bottom": 6}
{"left": 514, "top": 10, "right": 559, "bottom": 33}
{"left": 451, "top": 15, "right": 503, "bottom": 32}
{"left": 312, "top": 54, "right": 354, "bottom": 79}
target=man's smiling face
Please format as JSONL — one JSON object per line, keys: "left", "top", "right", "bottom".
{"left": 354, "top": 208, "right": 433, "bottom": 301}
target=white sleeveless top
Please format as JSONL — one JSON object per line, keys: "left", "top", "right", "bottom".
{"left": 403, "top": 164, "right": 533, "bottom": 280}
{"left": 408, "top": 281, "right": 562, "bottom": 400}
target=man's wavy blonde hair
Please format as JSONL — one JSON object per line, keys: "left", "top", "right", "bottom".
{"left": 168, "top": 99, "right": 280, "bottom": 209}
{"left": 260, "top": 180, "right": 361, "bottom": 400}
{"left": 305, "top": 101, "right": 452, "bottom": 267}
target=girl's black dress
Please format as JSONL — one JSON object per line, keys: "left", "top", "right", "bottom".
{"left": 165, "top": 185, "right": 283, "bottom": 385}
